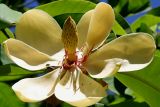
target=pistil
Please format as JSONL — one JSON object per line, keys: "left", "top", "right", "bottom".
{"left": 62, "top": 16, "right": 78, "bottom": 63}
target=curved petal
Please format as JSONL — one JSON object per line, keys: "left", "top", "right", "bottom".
{"left": 12, "top": 68, "right": 61, "bottom": 102}
{"left": 3, "top": 39, "right": 60, "bottom": 71}
{"left": 85, "top": 59, "right": 122, "bottom": 78}
{"left": 16, "top": 9, "right": 63, "bottom": 56}
{"left": 77, "top": 10, "right": 93, "bottom": 48}
{"left": 55, "top": 70, "right": 106, "bottom": 107}
{"left": 86, "top": 2, "right": 115, "bottom": 50}
{"left": 51, "top": 49, "right": 65, "bottom": 62}
{"left": 87, "top": 33, "right": 156, "bottom": 73}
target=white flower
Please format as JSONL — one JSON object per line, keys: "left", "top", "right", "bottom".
{"left": 2, "top": 2, "right": 156, "bottom": 107}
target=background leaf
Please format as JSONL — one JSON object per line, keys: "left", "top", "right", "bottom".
{"left": 109, "top": 99, "right": 149, "bottom": 107}
{"left": 115, "top": 51, "right": 160, "bottom": 107}
{"left": 0, "top": 82, "right": 25, "bottom": 107}
{"left": 112, "top": 12, "right": 132, "bottom": 35}
{"left": 0, "top": 30, "right": 8, "bottom": 43}
{"left": 37, "top": 0, "right": 130, "bottom": 36}
{"left": 131, "top": 6, "right": 160, "bottom": 31}
{"left": 36, "top": 0, "right": 96, "bottom": 17}
{"left": 0, "top": 28, "right": 14, "bottom": 43}
{"left": 36, "top": 0, "right": 96, "bottom": 28}
{"left": 0, "top": 4, "right": 22, "bottom": 29}
{"left": 108, "top": 0, "right": 150, "bottom": 17}
{"left": 0, "top": 64, "right": 44, "bottom": 81}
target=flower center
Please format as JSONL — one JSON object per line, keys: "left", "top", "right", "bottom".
{"left": 61, "top": 16, "right": 90, "bottom": 74}
{"left": 62, "top": 50, "right": 81, "bottom": 69}
{"left": 61, "top": 16, "right": 78, "bottom": 70}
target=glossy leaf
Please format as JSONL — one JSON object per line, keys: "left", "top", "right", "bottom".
{"left": 0, "top": 44, "right": 13, "bottom": 65}
{"left": 54, "top": 13, "right": 83, "bottom": 27}
{"left": 115, "top": 51, "right": 160, "bottom": 107}
{"left": 131, "top": 15, "right": 160, "bottom": 31}
{"left": 156, "top": 33, "right": 160, "bottom": 49}
{"left": 0, "top": 82, "right": 25, "bottom": 107}
{"left": 37, "top": 0, "right": 131, "bottom": 36}
{"left": 0, "top": 30, "right": 8, "bottom": 43}
{"left": 112, "top": 21, "right": 126, "bottom": 35}
{"left": 128, "top": 0, "right": 149, "bottom": 13}
{"left": 109, "top": 0, "right": 150, "bottom": 17}
{"left": 148, "top": 7, "right": 160, "bottom": 16}
{"left": 36, "top": 0, "right": 96, "bottom": 28}
{"left": 36, "top": 0, "right": 96, "bottom": 17}
{"left": 0, "top": 4, "right": 22, "bottom": 29}
{"left": 0, "top": 64, "right": 44, "bottom": 81}
{"left": 109, "top": 100, "right": 149, "bottom": 107}
{"left": 137, "top": 23, "right": 154, "bottom": 35}
{"left": 112, "top": 12, "right": 132, "bottom": 35}
{"left": 0, "top": 29, "right": 14, "bottom": 43}
{"left": 131, "top": 6, "right": 160, "bottom": 31}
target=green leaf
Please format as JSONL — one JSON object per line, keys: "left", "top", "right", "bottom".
{"left": 0, "top": 64, "right": 44, "bottom": 81}
{"left": 0, "top": 44, "right": 14, "bottom": 65}
{"left": 109, "top": 0, "right": 150, "bottom": 17}
{"left": 148, "top": 7, "right": 160, "bottom": 16}
{"left": 131, "top": 14, "right": 160, "bottom": 31}
{"left": 36, "top": 0, "right": 96, "bottom": 28}
{"left": 54, "top": 13, "right": 83, "bottom": 27}
{"left": 125, "top": 88, "right": 147, "bottom": 102}
{"left": 28, "top": 103, "right": 41, "bottom": 107}
{"left": 128, "top": 0, "right": 149, "bottom": 13}
{"left": 112, "top": 12, "right": 132, "bottom": 35}
{"left": 37, "top": 0, "right": 131, "bottom": 36}
{"left": 36, "top": 0, "right": 96, "bottom": 17}
{"left": 61, "top": 102, "right": 72, "bottom": 107}
{"left": 131, "top": 6, "right": 160, "bottom": 31}
{"left": 115, "top": 51, "right": 160, "bottom": 107}
{"left": 0, "top": 30, "right": 8, "bottom": 43}
{"left": 0, "top": 28, "right": 14, "bottom": 43}
{"left": 105, "top": 31, "right": 117, "bottom": 43}
{"left": 0, "top": 4, "right": 22, "bottom": 29}
{"left": 109, "top": 99, "right": 149, "bottom": 107}
{"left": 95, "top": 103, "right": 105, "bottom": 107}
{"left": 112, "top": 21, "right": 126, "bottom": 35}
{"left": 137, "top": 23, "right": 155, "bottom": 36}
{"left": 156, "top": 33, "right": 160, "bottom": 49}
{"left": 0, "top": 82, "right": 25, "bottom": 107}
{"left": 4, "top": 28, "right": 15, "bottom": 38}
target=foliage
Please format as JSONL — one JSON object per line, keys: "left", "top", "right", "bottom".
{"left": 0, "top": 0, "right": 160, "bottom": 107}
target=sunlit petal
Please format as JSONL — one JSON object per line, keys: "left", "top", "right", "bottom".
{"left": 12, "top": 68, "right": 61, "bottom": 102}
{"left": 3, "top": 39, "right": 60, "bottom": 70}
{"left": 87, "top": 33, "right": 156, "bottom": 72}
{"left": 77, "top": 10, "right": 93, "bottom": 48}
{"left": 86, "top": 2, "right": 115, "bottom": 50}
{"left": 85, "top": 59, "right": 122, "bottom": 78}
{"left": 16, "top": 9, "right": 63, "bottom": 56}
{"left": 55, "top": 70, "right": 106, "bottom": 107}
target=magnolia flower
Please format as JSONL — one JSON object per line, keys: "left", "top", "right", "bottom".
{"left": 3, "top": 2, "right": 155, "bottom": 107}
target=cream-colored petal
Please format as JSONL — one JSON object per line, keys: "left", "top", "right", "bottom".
{"left": 16, "top": 9, "right": 63, "bottom": 56}
{"left": 85, "top": 58, "right": 154, "bottom": 78}
{"left": 3, "top": 39, "right": 60, "bottom": 71}
{"left": 86, "top": 2, "right": 115, "bottom": 50}
{"left": 85, "top": 59, "right": 122, "bottom": 78}
{"left": 55, "top": 70, "right": 106, "bottom": 107}
{"left": 77, "top": 10, "right": 93, "bottom": 48}
{"left": 87, "top": 33, "right": 156, "bottom": 72}
{"left": 51, "top": 49, "right": 65, "bottom": 62}
{"left": 12, "top": 68, "right": 61, "bottom": 102}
